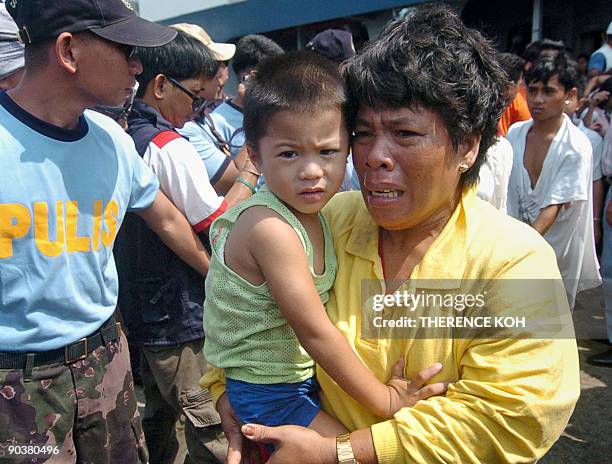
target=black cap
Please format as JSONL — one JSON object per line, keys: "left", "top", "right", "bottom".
{"left": 6, "top": 0, "right": 176, "bottom": 47}
{"left": 306, "top": 29, "right": 355, "bottom": 64}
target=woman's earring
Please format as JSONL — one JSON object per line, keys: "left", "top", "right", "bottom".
{"left": 458, "top": 163, "right": 469, "bottom": 173}
{"left": 565, "top": 100, "right": 571, "bottom": 105}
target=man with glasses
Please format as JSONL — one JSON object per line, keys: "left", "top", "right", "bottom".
{"left": 116, "top": 29, "right": 260, "bottom": 464}
{"left": 0, "top": 1, "right": 218, "bottom": 463}
{"left": 179, "top": 31, "right": 284, "bottom": 195}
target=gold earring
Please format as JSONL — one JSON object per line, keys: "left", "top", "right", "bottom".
{"left": 458, "top": 163, "right": 469, "bottom": 173}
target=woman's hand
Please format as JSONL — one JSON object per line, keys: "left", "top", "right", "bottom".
{"left": 386, "top": 359, "right": 450, "bottom": 417}
{"left": 241, "top": 424, "right": 337, "bottom": 464}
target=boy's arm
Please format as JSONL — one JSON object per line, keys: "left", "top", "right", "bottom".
{"left": 531, "top": 203, "right": 564, "bottom": 235}
{"left": 249, "top": 213, "right": 443, "bottom": 418}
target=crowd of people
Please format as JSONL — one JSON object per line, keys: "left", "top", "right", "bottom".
{"left": 0, "top": 0, "right": 611, "bottom": 463}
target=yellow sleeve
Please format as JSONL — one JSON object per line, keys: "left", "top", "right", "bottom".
{"left": 372, "top": 336, "right": 579, "bottom": 463}
{"left": 200, "top": 365, "right": 227, "bottom": 408}
{"left": 371, "top": 243, "right": 580, "bottom": 463}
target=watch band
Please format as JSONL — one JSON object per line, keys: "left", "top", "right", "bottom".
{"left": 336, "top": 433, "right": 359, "bottom": 464}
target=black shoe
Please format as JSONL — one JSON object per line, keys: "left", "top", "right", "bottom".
{"left": 587, "top": 348, "right": 612, "bottom": 367}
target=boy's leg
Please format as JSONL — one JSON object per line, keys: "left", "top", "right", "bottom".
{"left": 308, "top": 410, "right": 348, "bottom": 437}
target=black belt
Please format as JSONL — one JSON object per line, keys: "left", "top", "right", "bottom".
{"left": 0, "top": 316, "right": 121, "bottom": 369}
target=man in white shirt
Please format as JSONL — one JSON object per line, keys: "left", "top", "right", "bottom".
{"left": 508, "top": 53, "right": 602, "bottom": 307}
{"left": 590, "top": 124, "right": 612, "bottom": 367}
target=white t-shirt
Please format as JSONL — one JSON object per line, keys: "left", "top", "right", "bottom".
{"left": 477, "top": 136, "right": 513, "bottom": 212}
{"left": 601, "top": 123, "right": 612, "bottom": 177}
{"left": 507, "top": 115, "right": 602, "bottom": 306}
{"left": 143, "top": 131, "right": 226, "bottom": 232}
{"left": 576, "top": 120, "right": 603, "bottom": 181}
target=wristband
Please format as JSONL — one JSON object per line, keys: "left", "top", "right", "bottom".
{"left": 336, "top": 433, "right": 359, "bottom": 464}
{"left": 235, "top": 175, "right": 256, "bottom": 194}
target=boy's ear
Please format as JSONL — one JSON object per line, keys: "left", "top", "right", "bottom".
{"left": 247, "top": 143, "right": 262, "bottom": 171}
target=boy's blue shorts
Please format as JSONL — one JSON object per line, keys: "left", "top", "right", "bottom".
{"left": 226, "top": 377, "right": 321, "bottom": 428}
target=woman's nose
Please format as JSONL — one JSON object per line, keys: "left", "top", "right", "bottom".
{"left": 363, "top": 136, "right": 395, "bottom": 171}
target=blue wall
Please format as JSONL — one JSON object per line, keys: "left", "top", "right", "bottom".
{"left": 161, "top": 0, "right": 422, "bottom": 41}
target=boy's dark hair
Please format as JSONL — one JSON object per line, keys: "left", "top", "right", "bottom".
{"left": 498, "top": 52, "right": 525, "bottom": 83}
{"left": 135, "top": 30, "right": 218, "bottom": 97}
{"left": 523, "top": 38, "right": 565, "bottom": 63}
{"left": 232, "top": 34, "right": 284, "bottom": 76}
{"left": 525, "top": 53, "right": 580, "bottom": 92}
{"left": 343, "top": 4, "right": 507, "bottom": 188}
{"left": 243, "top": 50, "right": 347, "bottom": 149}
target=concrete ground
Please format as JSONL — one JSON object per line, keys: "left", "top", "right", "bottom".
{"left": 135, "top": 287, "right": 611, "bottom": 463}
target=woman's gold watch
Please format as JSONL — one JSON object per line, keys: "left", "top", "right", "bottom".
{"left": 336, "top": 433, "right": 360, "bottom": 464}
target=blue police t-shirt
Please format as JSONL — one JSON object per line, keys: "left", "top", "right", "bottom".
{"left": 0, "top": 92, "right": 159, "bottom": 351}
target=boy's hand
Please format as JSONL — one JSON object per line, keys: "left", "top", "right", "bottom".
{"left": 385, "top": 359, "right": 449, "bottom": 417}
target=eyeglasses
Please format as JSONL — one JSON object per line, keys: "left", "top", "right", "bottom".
{"left": 167, "top": 76, "right": 207, "bottom": 114}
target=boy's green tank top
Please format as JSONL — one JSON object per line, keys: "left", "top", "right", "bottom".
{"left": 203, "top": 186, "right": 337, "bottom": 384}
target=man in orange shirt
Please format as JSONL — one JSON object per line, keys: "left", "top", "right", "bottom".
{"left": 498, "top": 52, "right": 531, "bottom": 135}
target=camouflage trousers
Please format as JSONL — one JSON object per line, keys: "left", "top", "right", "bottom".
{"left": 0, "top": 329, "right": 147, "bottom": 464}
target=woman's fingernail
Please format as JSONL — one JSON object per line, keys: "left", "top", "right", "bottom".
{"left": 242, "top": 424, "right": 255, "bottom": 437}
{"left": 435, "top": 363, "right": 443, "bottom": 369}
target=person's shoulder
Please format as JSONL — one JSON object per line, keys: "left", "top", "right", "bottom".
{"left": 489, "top": 135, "right": 513, "bottom": 157}
{"left": 212, "top": 101, "right": 242, "bottom": 120}
{"left": 178, "top": 120, "right": 205, "bottom": 138}
{"left": 322, "top": 191, "right": 369, "bottom": 233}
{"left": 466, "top": 197, "right": 559, "bottom": 277}
{"left": 84, "top": 109, "right": 128, "bottom": 138}
{"left": 218, "top": 203, "right": 296, "bottom": 254}
{"left": 507, "top": 118, "right": 532, "bottom": 142}
{"left": 150, "top": 130, "right": 194, "bottom": 154}
{"left": 83, "top": 110, "right": 140, "bottom": 157}
{"left": 565, "top": 119, "right": 592, "bottom": 156}
{"left": 581, "top": 125, "right": 602, "bottom": 148}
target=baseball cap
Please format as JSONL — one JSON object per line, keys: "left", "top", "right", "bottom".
{"left": 6, "top": 0, "right": 176, "bottom": 47}
{"left": 171, "top": 23, "right": 235, "bottom": 61}
{"left": 306, "top": 29, "right": 355, "bottom": 64}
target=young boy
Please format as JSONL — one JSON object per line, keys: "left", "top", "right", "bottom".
{"left": 203, "top": 52, "right": 445, "bottom": 442}
{"left": 507, "top": 53, "right": 602, "bottom": 307}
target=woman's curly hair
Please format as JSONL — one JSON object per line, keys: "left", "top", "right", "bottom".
{"left": 343, "top": 4, "right": 509, "bottom": 187}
